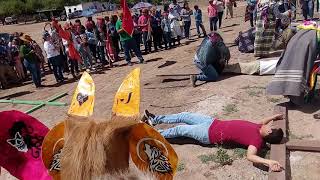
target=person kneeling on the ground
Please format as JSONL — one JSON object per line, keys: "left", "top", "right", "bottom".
{"left": 190, "top": 32, "right": 230, "bottom": 87}
{"left": 142, "top": 110, "right": 284, "bottom": 172}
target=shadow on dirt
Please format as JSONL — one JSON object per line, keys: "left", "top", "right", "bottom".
{"left": 162, "top": 78, "right": 189, "bottom": 83}
{"left": 0, "top": 91, "right": 34, "bottom": 100}
{"left": 158, "top": 61, "right": 177, "bottom": 68}
{"left": 221, "top": 23, "right": 240, "bottom": 29}
{"left": 146, "top": 57, "right": 163, "bottom": 63}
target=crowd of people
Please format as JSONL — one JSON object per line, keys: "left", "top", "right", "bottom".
{"left": 1, "top": 0, "right": 319, "bottom": 90}
{"left": 0, "top": 0, "right": 240, "bottom": 89}
{"left": 2, "top": 1, "right": 320, "bottom": 179}
{"left": 0, "top": 33, "right": 45, "bottom": 89}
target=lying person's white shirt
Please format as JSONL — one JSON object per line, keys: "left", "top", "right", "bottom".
{"left": 259, "top": 58, "right": 279, "bottom": 75}
{"left": 223, "top": 57, "right": 280, "bottom": 75}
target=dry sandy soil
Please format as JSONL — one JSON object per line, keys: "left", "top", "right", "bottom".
{"left": 1, "top": 1, "right": 320, "bottom": 180}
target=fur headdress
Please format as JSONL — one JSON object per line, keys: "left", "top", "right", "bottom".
{"left": 42, "top": 69, "right": 178, "bottom": 180}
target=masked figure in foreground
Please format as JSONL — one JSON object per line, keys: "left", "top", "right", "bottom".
{"left": 42, "top": 69, "right": 178, "bottom": 180}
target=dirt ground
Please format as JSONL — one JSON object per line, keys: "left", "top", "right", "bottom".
{"left": 1, "top": 1, "right": 320, "bottom": 180}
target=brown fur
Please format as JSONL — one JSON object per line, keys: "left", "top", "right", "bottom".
{"left": 94, "top": 164, "right": 156, "bottom": 180}
{"left": 61, "top": 116, "right": 140, "bottom": 180}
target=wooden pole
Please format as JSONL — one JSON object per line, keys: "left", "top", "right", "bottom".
{"left": 286, "top": 140, "right": 320, "bottom": 152}
{"left": 269, "top": 105, "right": 288, "bottom": 180}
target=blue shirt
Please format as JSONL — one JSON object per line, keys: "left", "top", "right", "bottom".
{"left": 194, "top": 9, "right": 202, "bottom": 22}
{"left": 247, "top": 0, "right": 257, "bottom": 6}
{"left": 85, "top": 31, "right": 97, "bottom": 45}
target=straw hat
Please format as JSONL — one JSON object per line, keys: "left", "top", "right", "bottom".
{"left": 19, "top": 34, "right": 33, "bottom": 43}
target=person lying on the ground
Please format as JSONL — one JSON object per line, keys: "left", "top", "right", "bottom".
{"left": 190, "top": 32, "right": 230, "bottom": 87}
{"left": 223, "top": 57, "right": 279, "bottom": 75}
{"left": 142, "top": 110, "right": 284, "bottom": 172}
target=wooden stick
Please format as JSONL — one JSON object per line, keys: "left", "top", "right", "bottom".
{"left": 273, "top": 105, "right": 288, "bottom": 140}
{"left": 269, "top": 105, "right": 288, "bottom": 180}
{"left": 286, "top": 140, "right": 320, "bottom": 152}
{"left": 269, "top": 144, "right": 287, "bottom": 180}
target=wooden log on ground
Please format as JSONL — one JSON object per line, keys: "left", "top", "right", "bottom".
{"left": 273, "top": 105, "right": 288, "bottom": 141}
{"left": 269, "top": 144, "right": 287, "bottom": 180}
{"left": 269, "top": 105, "right": 288, "bottom": 180}
{"left": 286, "top": 140, "right": 320, "bottom": 152}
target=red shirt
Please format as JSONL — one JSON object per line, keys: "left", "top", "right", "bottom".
{"left": 207, "top": 4, "right": 218, "bottom": 17}
{"left": 208, "top": 119, "right": 264, "bottom": 150}
{"left": 138, "top": 15, "right": 150, "bottom": 32}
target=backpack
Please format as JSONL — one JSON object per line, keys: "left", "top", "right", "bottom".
{"left": 197, "top": 32, "right": 230, "bottom": 74}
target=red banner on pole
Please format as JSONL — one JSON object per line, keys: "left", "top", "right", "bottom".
{"left": 121, "top": 0, "right": 134, "bottom": 36}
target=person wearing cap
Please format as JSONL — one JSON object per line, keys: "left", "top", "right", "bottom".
{"left": 194, "top": 5, "right": 207, "bottom": 38}
{"left": 19, "top": 35, "right": 42, "bottom": 88}
{"left": 43, "top": 31, "right": 65, "bottom": 83}
{"left": 116, "top": 12, "right": 145, "bottom": 66}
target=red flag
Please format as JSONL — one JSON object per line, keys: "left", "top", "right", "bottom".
{"left": 121, "top": 0, "right": 134, "bottom": 36}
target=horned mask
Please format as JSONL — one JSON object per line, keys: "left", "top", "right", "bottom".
{"left": 41, "top": 68, "right": 178, "bottom": 180}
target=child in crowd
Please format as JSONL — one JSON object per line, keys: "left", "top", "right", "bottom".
{"left": 194, "top": 5, "right": 207, "bottom": 37}
{"left": 78, "top": 34, "right": 95, "bottom": 72}
{"left": 208, "top": 0, "right": 218, "bottom": 31}
{"left": 161, "top": 13, "right": 173, "bottom": 49}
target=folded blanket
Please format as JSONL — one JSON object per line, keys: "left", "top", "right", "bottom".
{"left": 266, "top": 30, "right": 318, "bottom": 96}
